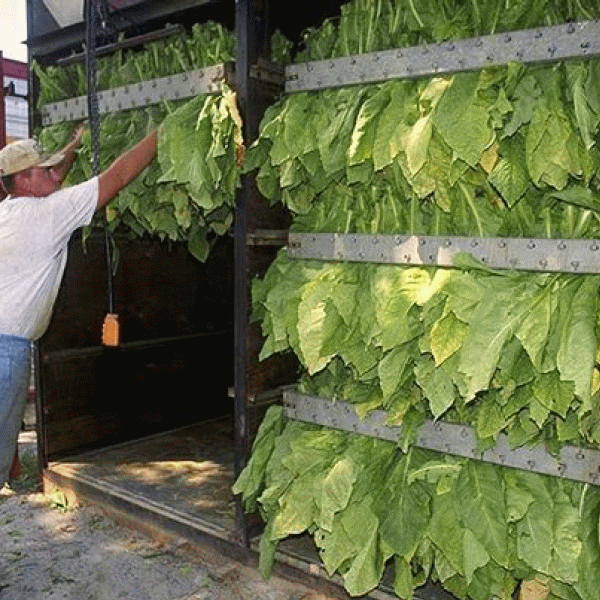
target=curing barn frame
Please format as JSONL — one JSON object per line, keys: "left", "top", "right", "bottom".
{"left": 24, "top": 1, "right": 600, "bottom": 599}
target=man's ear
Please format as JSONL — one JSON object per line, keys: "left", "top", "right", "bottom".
{"left": 11, "top": 171, "right": 31, "bottom": 196}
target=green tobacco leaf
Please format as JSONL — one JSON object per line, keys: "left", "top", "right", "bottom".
{"left": 526, "top": 96, "right": 579, "bottom": 190}
{"left": 340, "top": 499, "right": 387, "bottom": 597}
{"left": 232, "top": 406, "right": 285, "bottom": 510}
{"left": 502, "top": 73, "right": 541, "bottom": 138}
{"left": 463, "top": 528, "right": 490, "bottom": 585}
{"left": 378, "top": 450, "right": 431, "bottom": 561}
{"left": 454, "top": 460, "right": 510, "bottom": 568}
{"left": 415, "top": 354, "right": 456, "bottom": 419}
{"left": 371, "top": 267, "right": 425, "bottom": 350}
{"left": 318, "top": 458, "right": 357, "bottom": 532}
{"left": 297, "top": 280, "right": 342, "bottom": 374}
{"left": 373, "top": 81, "right": 413, "bottom": 171}
{"left": 532, "top": 370, "right": 574, "bottom": 419}
{"left": 433, "top": 71, "right": 493, "bottom": 168}
{"left": 430, "top": 310, "right": 468, "bottom": 366}
{"left": 348, "top": 85, "right": 389, "bottom": 167}
{"left": 318, "top": 88, "right": 367, "bottom": 177}
{"left": 187, "top": 222, "right": 210, "bottom": 262}
{"left": 567, "top": 61, "right": 600, "bottom": 151}
{"left": 513, "top": 277, "right": 556, "bottom": 371}
{"left": 556, "top": 276, "right": 599, "bottom": 411}
{"left": 515, "top": 471, "right": 581, "bottom": 583}
{"left": 428, "top": 488, "right": 464, "bottom": 574}
{"left": 574, "top": 484, "right": 600, "bottom": 600}
{"left": 489, "top": 135, "right": 529, "bottom": 207}
{"left": 317, "top": 516, "right": 355, "bottom": 576}
{"left": 378, "top": 344, "right": 413, "bottom": 401}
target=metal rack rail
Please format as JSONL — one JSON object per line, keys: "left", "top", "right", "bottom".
{"left": 287, "top": 232, "right": 600, "bottom": 274}
{"left": 283, "top": 390, "right": 600, "bottom": 486}
{"left": 41, "top": 62, "right": 234, "bottom": 125}
{"left": 285, "top": 19, "right": 600, "bottom": 93}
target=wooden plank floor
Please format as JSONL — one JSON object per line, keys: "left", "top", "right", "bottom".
{"left": 47, "top": 418, "right": 236, "bottom": 539}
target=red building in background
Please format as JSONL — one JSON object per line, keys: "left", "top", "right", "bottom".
{"left": 2, "top": 56, "right": 29, "bottom": 145}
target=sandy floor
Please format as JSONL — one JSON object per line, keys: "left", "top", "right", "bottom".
{"left": 0, "top": 433, "right": 333, "bottom": 600}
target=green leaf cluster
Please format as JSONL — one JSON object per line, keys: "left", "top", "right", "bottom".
{"left": 254, "top": 250, "right": 600, "bottom": 451}
{"left": 31, "top": 22, "right": 236, "bottom": 108}
{"left": 234, "top": 407, "right": 600, "bottom": 600}
{"left": 295, "top": 0, "right": 599, "bottom": 62}
{"left": 34, "top": 23, "right": 244, "bottom": 261}
{"left": 241, "top": 2, "right": 600, "bottom": 597}
{"left": 246, "top": 60, "right": 600, "bottom": 239}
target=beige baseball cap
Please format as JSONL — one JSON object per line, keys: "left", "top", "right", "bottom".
{"left": 0, "top": 139, "right": 65, "bottom": 176}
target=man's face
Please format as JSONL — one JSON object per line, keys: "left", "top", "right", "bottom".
{"left": 23, "top": 166, "right": 61, "bottom": 197}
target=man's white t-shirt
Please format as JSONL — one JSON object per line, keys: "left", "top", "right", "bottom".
{"left": 0, "top": 178, "right": 98, "bottom": 340}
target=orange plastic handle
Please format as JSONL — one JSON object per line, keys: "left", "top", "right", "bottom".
{"left": 102, "top": 313, "right": 120, "bottom": 347}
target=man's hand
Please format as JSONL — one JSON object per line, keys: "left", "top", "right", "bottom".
{"left": 50, "top": 122, "right": 86, "bottom": 184}
{"left": 68, "top": 122, "right": 86, "bottom": 150}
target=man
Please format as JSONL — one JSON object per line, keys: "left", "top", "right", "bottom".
{"left": 0, "top": 125, "right": 158, "bottom": 487}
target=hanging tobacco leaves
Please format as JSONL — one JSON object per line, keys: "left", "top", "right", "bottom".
{"left": 33, "top": 22, "right": 242, "bottom": 261}
{"left": 236, "top": 1, "right": 600, "bottom": 598}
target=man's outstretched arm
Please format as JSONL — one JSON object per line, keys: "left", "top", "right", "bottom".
{"left": 96, "top": 130, "right": 158, "bottom": 210}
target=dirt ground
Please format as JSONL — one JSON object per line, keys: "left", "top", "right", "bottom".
{"left": 0, "top": 433, "right": 334, "bottom": 600}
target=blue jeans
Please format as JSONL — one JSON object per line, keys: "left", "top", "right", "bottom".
{"left": 0, "top": 334, "right": 31, "bottom": 487}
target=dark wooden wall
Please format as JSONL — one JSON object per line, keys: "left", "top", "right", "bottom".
{"left": 39, "top": 230, "right": 234, "bottom": 459}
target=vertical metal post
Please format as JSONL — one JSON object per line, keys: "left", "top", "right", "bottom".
{"left": 233, "top": 0, "right": 270, "bottom": 547}
{"left": 233, "top": 0, "right": 252, "bottom": 549}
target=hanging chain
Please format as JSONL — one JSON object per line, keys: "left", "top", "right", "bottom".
{"left": 85, "top": 0, "right": 115, "bottom": 317}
